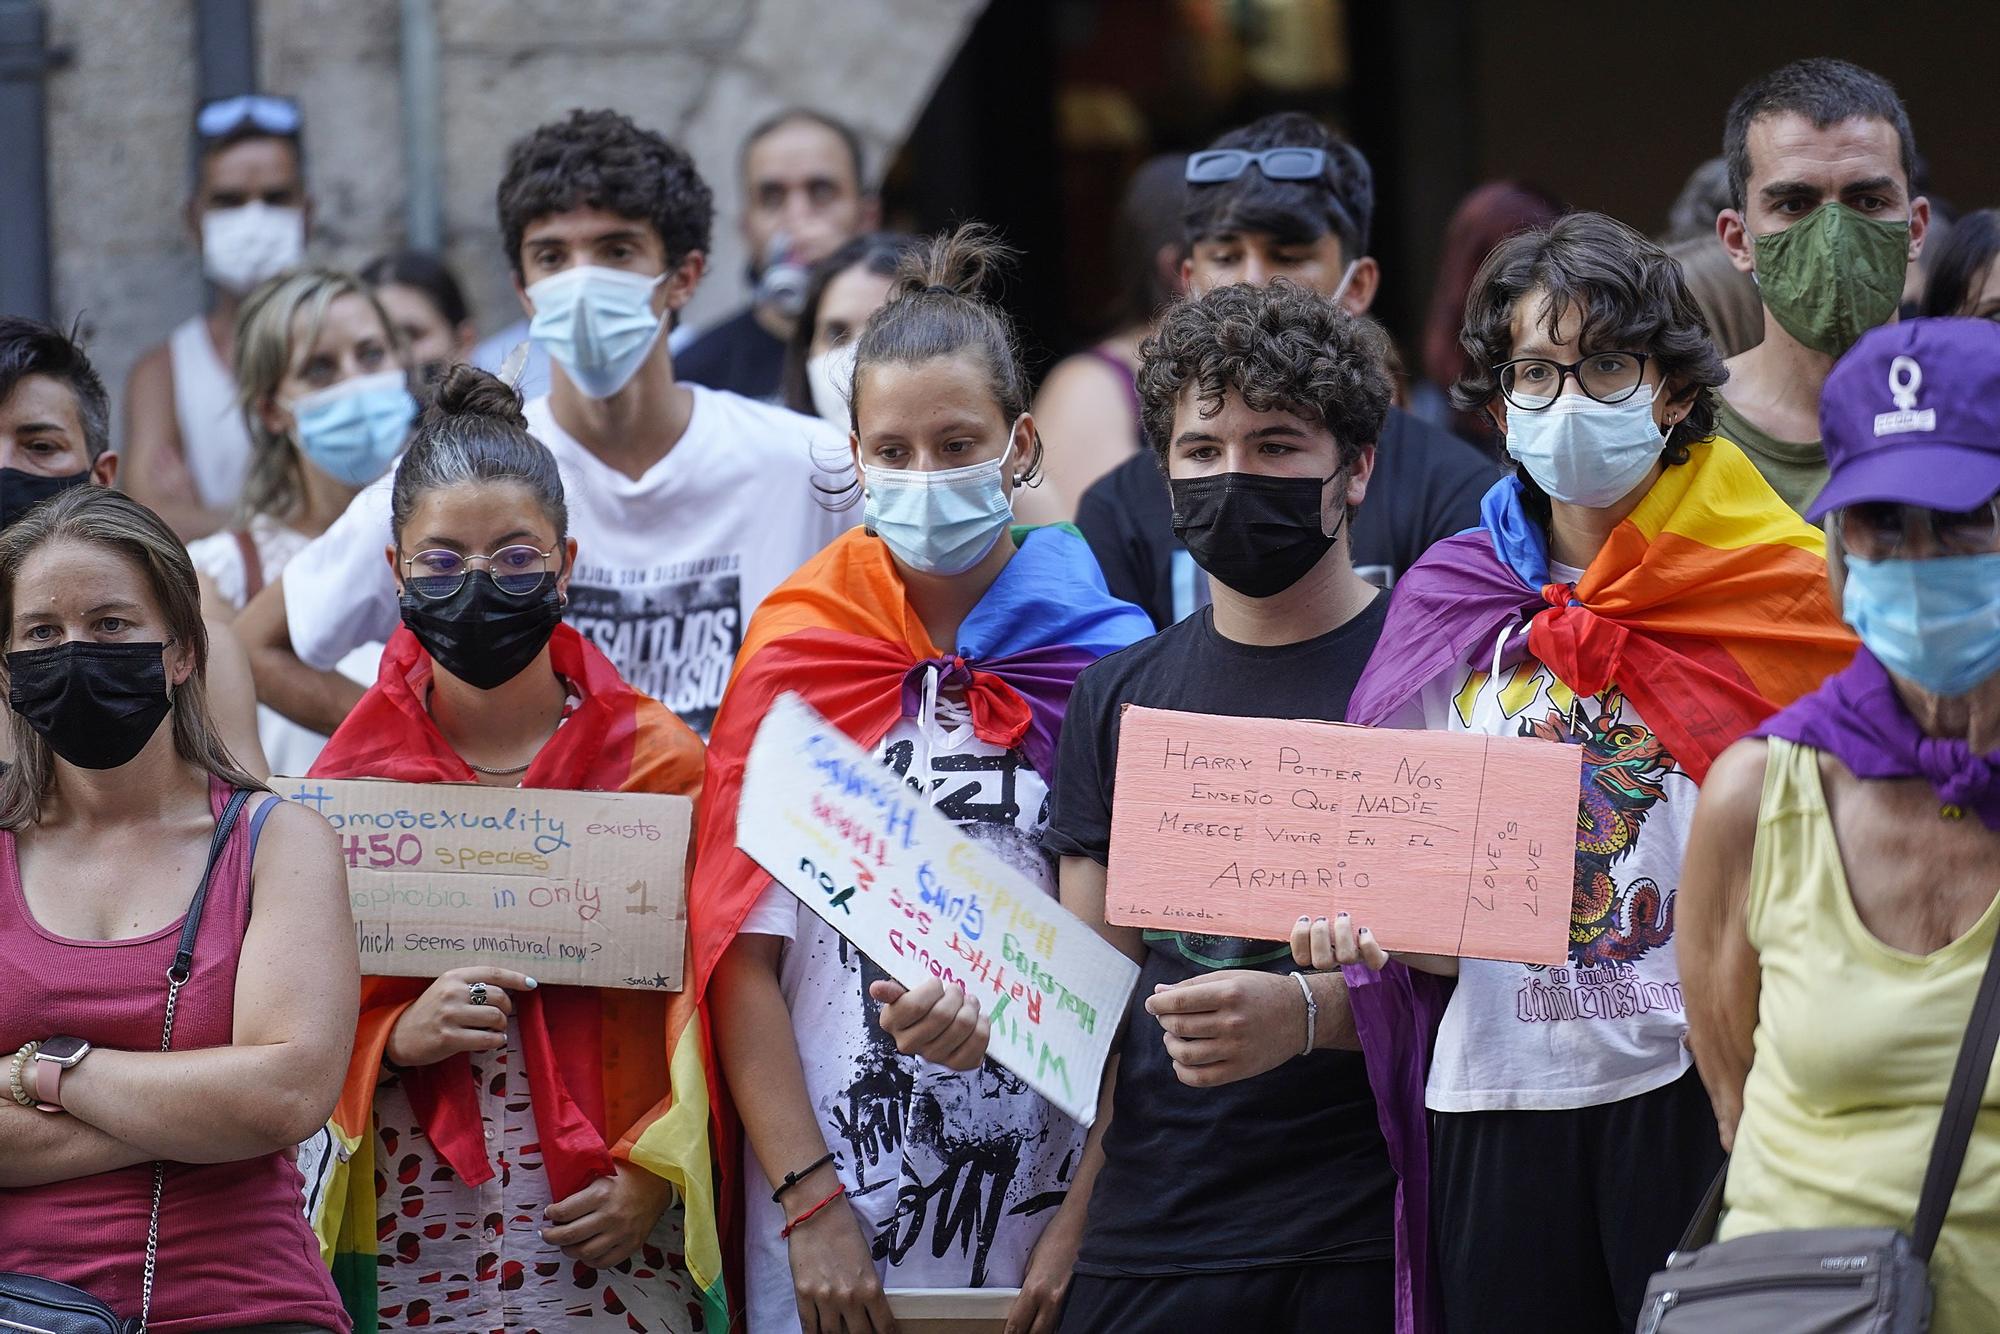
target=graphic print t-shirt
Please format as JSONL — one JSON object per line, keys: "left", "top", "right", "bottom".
{"left": 282, "top": 387, "right": 854, "bottom": 737}
{"left": 1045, "top": 600, "right": 1397, "bottom": 1274}
{"left": 736, "top": 697, "right": 1080, "bottom": 1333}
{"left": 1410, "top": 563, "right": 1697, "bottom": 1112}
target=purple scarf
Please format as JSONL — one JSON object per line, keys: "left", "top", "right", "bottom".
{"left": 1755, "top": 647, "right": 2000, "bottom": 830}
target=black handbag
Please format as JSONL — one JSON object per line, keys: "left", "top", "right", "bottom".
{"left": 1636, "top": 903, "right": 2000, "bottom": 1333}
{"left": 0, "top": 789, "right": 252, "bottom": 1334}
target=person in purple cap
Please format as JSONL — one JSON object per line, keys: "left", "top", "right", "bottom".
{"left": 1681, "top": 316, "right": 2000, "bottom": 1333}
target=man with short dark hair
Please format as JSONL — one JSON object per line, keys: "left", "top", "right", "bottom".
{"left": 241, "top": 108, "right": 854, "bottom": 743}
{"left": 677, "top": 108, "right": 879, "bottom": 400}
{"left": 124, "top": 95, "right": 314, "bottom": 540}
{"left": 1715, "top": 57, "right": 1929, "bottom": 513}
{"left": 893, "top": 279, "right": 1404, "bottom": 1331}
{"left": 1077, "top": 112, "right": 1498, "bottom": 628}
{"left": 0, "top": 315, "right": 268, "bottom": 775}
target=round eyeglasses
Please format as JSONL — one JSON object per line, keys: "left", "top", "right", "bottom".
{"left": 400, "top": 545, "right": 558, "bottom": 600}
{"left": 1836, "top": 499, "right": 2000, "bottom": 561}
{"left": 1494, "top": 353, "right": 1652, "bottom": 411}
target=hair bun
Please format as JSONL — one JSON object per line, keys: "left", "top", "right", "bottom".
{"left": 427, "top": 363, "right": 528, "bottom": 430}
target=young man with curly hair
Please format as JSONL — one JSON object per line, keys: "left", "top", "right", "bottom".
{"left": 1006, "top": 278, "right": 1403, "bottom": 1331}
{"left": 240, "top": 109, "right": 854, "bottom": 741}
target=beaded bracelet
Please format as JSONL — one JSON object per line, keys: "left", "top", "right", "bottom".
{"left": 8, "top": 1042, "right": 39, "bottom": 1109}
{"left": 781, "top": 1183, "right": 848, "bottom": 1239}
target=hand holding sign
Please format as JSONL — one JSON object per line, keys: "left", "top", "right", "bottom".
{"left": 736, "top": 693, "right": 1140, "bottom": 1126}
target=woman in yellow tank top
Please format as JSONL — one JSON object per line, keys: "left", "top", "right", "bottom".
{"left": 1681, "top": 317, "right": 2000, "bottom": 1334}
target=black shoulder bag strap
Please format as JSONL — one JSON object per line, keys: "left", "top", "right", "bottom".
{"left": 1676, "top": 910, "right": 2000, "bottom": 1261}
{"left": 137, "top": 787, "right": 253, "bottom": 1332}
{"left": 1910, "top": 912, "right": 2000, "bottom": 1261}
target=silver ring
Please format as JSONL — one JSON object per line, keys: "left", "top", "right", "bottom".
{"left": 468, "top": 981, "right": 490, "bottom": 1007}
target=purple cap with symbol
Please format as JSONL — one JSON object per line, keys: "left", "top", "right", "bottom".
{"left": 1810, "top": 316, "right": 2000, "bottom": 520}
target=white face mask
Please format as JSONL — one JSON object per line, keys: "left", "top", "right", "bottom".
{"left": 806, "top": 342, "right": 858, "bottom": 428}
{"left": 201, "top": 203, "right": 305, "bottom": 295}
{"left": 1505, "top": 381, "right": 1666, "bottom": 508}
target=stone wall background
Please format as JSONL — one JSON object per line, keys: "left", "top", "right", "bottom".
{"left": 44, "top": 0, "right": 984, "bottom": 433}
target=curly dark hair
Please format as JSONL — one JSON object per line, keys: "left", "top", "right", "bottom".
{"left": 1454, "top": 212, "right": 1727, "bottom": 481}
{"left": 1184, "top": 112, "right": 1373, "bottom": 261}
{"left": 496, "top": 109, "right": 714, "bottom": 277}
{"left": 1139, "top": 279, "right": 1392, "bottom": 473}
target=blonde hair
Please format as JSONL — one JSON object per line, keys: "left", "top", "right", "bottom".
{"left": 0, "top": 488, "right": 264, "bottom": 828}
{"left": 234, "top": 266, "right": 398, "bottom": 524}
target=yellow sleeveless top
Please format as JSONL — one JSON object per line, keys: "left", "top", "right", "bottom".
{"left": 1720, "top": 738, "right": 2000, "bottom": 1333}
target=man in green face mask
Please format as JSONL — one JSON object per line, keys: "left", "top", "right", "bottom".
{"left": 1715, "top": 57, "right": 1929, "bottom": 515}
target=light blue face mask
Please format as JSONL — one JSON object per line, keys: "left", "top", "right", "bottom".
{"left": 1505, "top": 382, "right": 1666, "bottom": 508}
{"left": 525, "top": 265, "right": 666, "bottom": 399}
{"left": 1841, "top": 550, "right": 2000, "bottom": 697}
{"left": 290, "top": 369, "right": 416, "bottom": 486}
{"left": 863, "top": 433, "right": 1018, "bottom": 576}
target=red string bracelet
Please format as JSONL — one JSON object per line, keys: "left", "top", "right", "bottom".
{"left": 780, "top": 1182, "right": 848, "bottom": 1238}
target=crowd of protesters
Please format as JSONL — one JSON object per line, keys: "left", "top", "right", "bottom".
{"left": 2, "top": 52, "right": 1997, "bottom": 1334}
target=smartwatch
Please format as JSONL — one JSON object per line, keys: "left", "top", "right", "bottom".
{"left": 29, "top": 1035, "right": 91, "bottom": 1112}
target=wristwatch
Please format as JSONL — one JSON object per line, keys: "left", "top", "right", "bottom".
{"left": 29, "top": 1036, "right": 91, "bottom": 1112}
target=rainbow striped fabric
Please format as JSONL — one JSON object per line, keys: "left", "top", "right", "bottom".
{"left": 1348, "top": 436, "right": 1857, "bottom": 780}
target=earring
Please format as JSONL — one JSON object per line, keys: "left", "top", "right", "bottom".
{"left": 1012, "top": 471, "right": 1026, "bottom": 487}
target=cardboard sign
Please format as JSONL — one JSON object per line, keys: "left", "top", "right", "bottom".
{"left": 735, "top": 693, "right": 1140, "bottom": 1126}
{"left": 887, "top": 1288, "right": 1017, "bottom": 1334}
{"left": 1104, "top": 706, "right": 1582, "bottom": 965}
{"left": 277, "top": 776, "right": 691, "bottom": 990}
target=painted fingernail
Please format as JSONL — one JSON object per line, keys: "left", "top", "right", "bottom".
{"left": 1361, "top": 927, "right": 1375, "bottom": 937}
{"left": 1297, "top": 915, "right": 1310, "bottom": 924}
{"left": 525, "top": 977, "right": 539, "bottom": 989}
{"left": 1336, "top": 911, "right": 1349, "bottom": 920}
{"left": 1316, "top": 916, "right": 1328, "bottom": 926}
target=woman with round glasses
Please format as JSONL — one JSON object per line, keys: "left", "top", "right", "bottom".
{"left": 308, "top": 366, "right": 713, "bottom": 1331}
{"left": 1312, "top": 212, "right": 1856, "bottom": 1331}
{"left": 1682, "top": 318, "right": 2000, "bottom": 1334}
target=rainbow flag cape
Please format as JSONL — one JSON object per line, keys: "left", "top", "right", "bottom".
{"left": 1348, "top": 436, "right": 1856, "bottom": 780}
{"left": 686, "top": 524, "right": 1151, "bottom": 1292}
{"left": 307, "top": 624, "right": 724, "bottom": 1332}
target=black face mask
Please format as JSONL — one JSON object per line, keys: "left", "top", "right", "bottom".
{"left": 1, "top": 467, "right": 91, "bottom": 532}
{"left": 1170, "top": 471, "right": 1346, "bottom": 598}
{"left": 399, "top": 571, "right": 564, "bottom": 690}
{"left": 7, "top": 640, "right": 175, "bottom": 769}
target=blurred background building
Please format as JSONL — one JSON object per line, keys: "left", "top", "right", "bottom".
{"left": 6, "top": 0, "right": 1996, "bottom": 421}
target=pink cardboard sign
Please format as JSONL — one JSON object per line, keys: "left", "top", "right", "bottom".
{"left": 1105, "top": 706, "right": 1581, "bottom": 965}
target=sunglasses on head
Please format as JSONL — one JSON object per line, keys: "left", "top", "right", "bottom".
{"left": 1185, "top": 147, "right": 1329, "bottom": 185}
{"left": 197, "top": 94, "right": 302, "bottom": 140}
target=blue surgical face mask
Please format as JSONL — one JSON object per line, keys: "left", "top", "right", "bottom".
{"left": 862, "top": 431, "right": 1019, "bottom": 576}
{"left": 1505, "top": 381, "right": 1666, "bottom": 508}
{"left": 525, "top": 265, "right": 667, "bottom": 399}
{"left": 1841, "top": 551, "right": 2000, "bottom": 698}
{"left": 289, "top": 369, "right": 416, "bottom": 486}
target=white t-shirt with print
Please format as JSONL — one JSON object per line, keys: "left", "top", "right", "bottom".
{"left": 736, "top": 690, "right": 1080, "bottom": 1334}
{"left": 1416, "top": 562, "right": 1697, "bottom": 1113}
{"left": 282, "top": 386, "right": 855, "bottom": 737}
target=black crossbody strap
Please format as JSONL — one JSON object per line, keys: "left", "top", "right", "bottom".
{"left": 166, "top": 788, "right": 251, "bottom": 986}
{"left": 1911, "top": 914, "right": 2000, "bottom": 1261}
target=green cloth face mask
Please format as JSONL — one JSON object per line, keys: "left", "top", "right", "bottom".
{"left": 1752, "top": 202, "right": 1910, "bottom": 356}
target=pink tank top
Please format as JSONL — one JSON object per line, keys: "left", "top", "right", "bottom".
{"left": 0, "top": 781, "right": 349, "bottom": 1334}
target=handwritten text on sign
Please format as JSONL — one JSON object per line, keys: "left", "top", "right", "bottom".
{"left": 736, "top": 693, "right": 1139, "bottom": 1126}
{"left": 1104, "top": 707, "right": 1582, "bottom": 965}
{"left": 279, "top": 776, "right": 692, "bottom": 990}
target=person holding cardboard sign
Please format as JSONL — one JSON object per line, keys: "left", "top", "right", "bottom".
{"left": 1339, "top": 212, "right": 1857, "bottom": 1333}
{"left": 695, "top": 226, "right": 1151, "bottom": 1334}
{"left": 306, "top": 367, "right": 717, "bottom": 1332}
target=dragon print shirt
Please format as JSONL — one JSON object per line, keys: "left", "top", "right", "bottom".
{"left": 1417, "top": 601, "right": 1699, "bottom": 1113}
{"left": 736, "top": 699, "right": 1080, "bottom": 1334}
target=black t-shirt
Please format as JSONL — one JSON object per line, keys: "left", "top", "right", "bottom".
{"left": 676, "top": 306, "right": 787, "bottom": 401}
{"left": 1045, "top": 597, "right": 1398, "bottom": 1275}
{"left": 1078, "top": 404, "right": 1500, "bottom": 629}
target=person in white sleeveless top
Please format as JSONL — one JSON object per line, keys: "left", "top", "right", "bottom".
{"left": 187, "top": 268, "right": 411, "bottom": 778}
{"left": 124, "top": 95, "right": 311, "bottom": 542}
